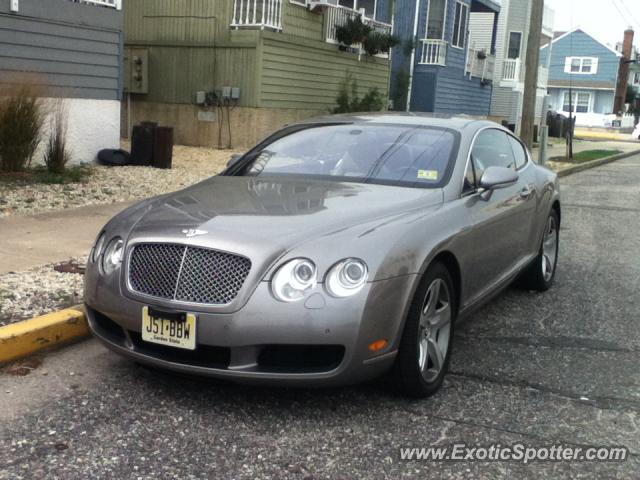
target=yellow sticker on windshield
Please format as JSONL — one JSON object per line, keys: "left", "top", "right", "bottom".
{"left": 417, "top": 170, "right": 438, "bottom": 180}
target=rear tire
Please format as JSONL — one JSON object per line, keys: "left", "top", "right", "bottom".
{"left": 393, "top": 262, "right": 456, "bottom": 398}
{"left": 521, "top": 209, "right": 559, "bottom": 291}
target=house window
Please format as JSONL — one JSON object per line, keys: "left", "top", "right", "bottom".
{"left": 426, "top": 0, "right": 447, "bottom": 40}
{"left": 562, "top": 92, "right": 591, "bottom": 113}
{"left": 564, "top": 57, "right": 598, "bottom": 74}
{"left": 338, "top": 0, "right": 376, "bottom": 17}
{"left": 633, "top": 72, "right": 640, "bottom": 85}
{"left": 452, "top": 1, "right": 468, "bottom": 49}
{"left": 507, "top": 31, "right": 522, "bottom": 59}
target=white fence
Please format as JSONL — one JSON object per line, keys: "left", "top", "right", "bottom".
{"left": 502, "top": 58, "right": 521, "bottom": 81}
{"left": 419, "top": 39, "right": 447, "bottom": 66}
{"left": 324, "top": 5, "right": 392, "bottom": 44}
{"left": 231, "top": 0, "right": 283, "bottom": 30}
{"left": 465, "top": 49, "right": 495, "bottom": 81}
{"left": 70, "top": 0, "right": 121, "bottom": 9}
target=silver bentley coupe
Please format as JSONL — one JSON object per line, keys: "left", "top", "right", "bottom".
{"left": 85, "top": 114, "right": 560, "bottom": 398}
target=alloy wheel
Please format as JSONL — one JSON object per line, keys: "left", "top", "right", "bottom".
{"left": 542, "top": 215, "right": 558, "bottom": 282}
{"left": 418, "top": 278, "right": 452, "bottom": 383}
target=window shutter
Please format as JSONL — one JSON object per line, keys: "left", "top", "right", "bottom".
{"left": 564, "top": 57, "right": 573, "bottom": 73}
{"left": 591, "top": 57, "right": 599, "bottom": 74}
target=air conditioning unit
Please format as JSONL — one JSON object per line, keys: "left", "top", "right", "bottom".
{"left": 307, "top": 0, "right": 339, "bottom": 11}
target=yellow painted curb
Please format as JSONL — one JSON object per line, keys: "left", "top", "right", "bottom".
{"left": 0, "top": 306, "right": 89, "bottom": 365}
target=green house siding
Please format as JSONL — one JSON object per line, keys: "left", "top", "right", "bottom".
{"left": 281, "top": 2, "right": 325, "bottom": 42}
{"left": 260, "top": 34, "right": 390, "bottom": 110}
{"left": 123, "top": 0, "right": 390, "bottom": 111}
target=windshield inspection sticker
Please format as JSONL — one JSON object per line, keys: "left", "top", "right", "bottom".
{"left": 417, "top": 170, "right": 438, "bottom": 180}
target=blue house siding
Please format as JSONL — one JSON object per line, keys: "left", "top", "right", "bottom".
{"left": 0, "top": 0, "right": 123, "bottom": 101}
{"left": 541, "top": 29, "right": 619, "bottom": 89}
{"left": 434, "top": 70, "right": 493, "bottom": 114}
{"left": 390, "top": 0, "right": 496, "bottom": 115}
{"left": 410, "top": 71, "right": 436, "bottom": 111}
{"left": 541, "top": 29, "right": 620, "bottom": 120}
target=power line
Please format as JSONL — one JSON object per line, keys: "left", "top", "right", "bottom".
{"left": 618, "top": 0, "right": 640, "bottom": 32}
{"left": 612, "top": 0, "right": 631, "bottom": 28}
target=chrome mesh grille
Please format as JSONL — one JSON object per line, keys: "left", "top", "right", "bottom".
{"left": 128, "top": 243, "right": 251, "bottom": 305}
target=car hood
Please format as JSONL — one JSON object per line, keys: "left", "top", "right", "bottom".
{"left": 129, "top": 176, "right": 442, "bottom": 249}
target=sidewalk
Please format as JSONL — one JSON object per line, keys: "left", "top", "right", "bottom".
{"left": 531, "top": 138, "right": 640, "bottom": 162}
{"left": 0, "top": 201, "right": 134, "bottom": 275}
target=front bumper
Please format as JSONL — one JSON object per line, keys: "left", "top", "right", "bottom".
{"left": 85, "top": 275, "right": 418, "bottom": 387}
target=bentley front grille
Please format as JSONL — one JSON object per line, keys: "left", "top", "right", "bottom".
{"left": 128, "top": 243, "right": 251, "bottom": 305}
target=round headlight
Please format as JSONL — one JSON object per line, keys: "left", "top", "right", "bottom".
{"left": 102, "top": 237, "right": 124, "bottom": 275}
{"left": 92, "top": 232, "right": 106, "bottom": 263}
{"left": 325, "top": 258, "right": 368, "bottom": 298}
{"left": 272, "top": 258, "right": 317, "bottom": 302}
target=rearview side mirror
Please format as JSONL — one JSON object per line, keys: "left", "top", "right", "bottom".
{"left": 479, "top": 166, "right": 519, "bottom": 191}
{"left": 227, "top": 154, "right": 243, "bottom": 168}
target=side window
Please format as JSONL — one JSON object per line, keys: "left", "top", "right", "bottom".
{"left": 471, "top": 129, "right": 517, "bottom": 180}
{"left": 507, "top": 135, "right": 528, "bottom": 169}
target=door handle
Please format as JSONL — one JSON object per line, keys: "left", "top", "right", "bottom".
{"left": 519, "top": 186, "right": 533, "bottom": 199}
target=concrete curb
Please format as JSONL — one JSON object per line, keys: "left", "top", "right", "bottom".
{"left": 0, "top": 306, "right": 89, "bottom": 365}
{"left": 555, "top": 149, "right": 640, "bottom": 178}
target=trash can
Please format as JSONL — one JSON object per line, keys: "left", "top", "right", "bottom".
{"left": 130, "top": 123, "right": 155, "bottom": 166}
{"left": 153, "top": 126, "right": 174, "bottom": 169}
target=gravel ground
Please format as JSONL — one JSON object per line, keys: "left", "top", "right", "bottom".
{"left": 0, "top": 257, "right": 86, "bottom": 326}
{"left": 0, "top": 143, "right": 239, "bottom": 218}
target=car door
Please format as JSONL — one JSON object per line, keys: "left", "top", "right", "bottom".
{"left": 462, "top": 128, "right": 532, "bottom": 303}
{"left": 506, "top": 133, "right": 539, "bottom": 257}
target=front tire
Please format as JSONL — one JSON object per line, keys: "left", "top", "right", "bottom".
{"left": 521, "top": 209, "right": 559, "bottom": 291}
{"left": 393, "top": 262, "right": 456, "bottom": 398}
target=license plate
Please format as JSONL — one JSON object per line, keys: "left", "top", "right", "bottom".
{"left": 141, "top": 307, "right": 196, "bottom": 350}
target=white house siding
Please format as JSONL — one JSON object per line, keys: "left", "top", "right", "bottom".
{"left": 468, "top": 12, "right": 495, "bottom": 52}
{"left": 547, "top": 88, "right": 617, "bottom": 127}
{"left": 33, "top": 99, "right": 121, "bottom": 166}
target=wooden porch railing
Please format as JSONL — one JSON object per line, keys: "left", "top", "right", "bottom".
{"left": 502, "top": 58, "right": 521, "bottom": 81}
{"left": 419, "top": 39, "right": 447, "bottom": 66}
{"left": 70, "top": 0, "right": 121, "bottom": 9}
{"left": 231, "top": 0, "right": 283, "bottom": 30}
{"left": 465, "top": 49, "right": 495, "bottom": 82}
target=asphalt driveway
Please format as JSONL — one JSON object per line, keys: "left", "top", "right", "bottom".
{"left": 1, "top": 154, "right": 639, "bottom": 479}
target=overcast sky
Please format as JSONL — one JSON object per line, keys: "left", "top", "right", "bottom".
{"left": 545, "top": 0, "right": 640, "bottom": 48}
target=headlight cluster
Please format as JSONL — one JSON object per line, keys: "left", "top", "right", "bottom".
{"left": 92, "top": 233, "right": 124, "bottom": 275}
{"left": 271, "top": 257, "right": 368, "bottom": 302}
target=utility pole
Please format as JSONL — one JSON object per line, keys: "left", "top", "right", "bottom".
{"left": 520, "top": 0, "right": 544, "bottom": 149}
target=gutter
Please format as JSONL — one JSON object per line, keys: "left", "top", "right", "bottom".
{"left": 405, "top": 0, "right": 421, "bottom": 111}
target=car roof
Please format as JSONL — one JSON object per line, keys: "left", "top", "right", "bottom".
{"left": 289, "top": 112, "right": 500, "bottom": 132}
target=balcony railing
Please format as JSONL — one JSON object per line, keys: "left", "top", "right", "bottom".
{"left": 502, "top": 58, "right": 521, "bottom": 81}
{"left": 419, "top": 39, "right": 447, "bottom": 66}
{"left": 538, "top": 66, "right": 549, "bottom": 88}
{"left": 70, "top": 0, "right": 121, "bottom": 8}
{"left": 465, "top": 49, "right": 495, "bottom": 82}
{"left": 324, "top": 5, "right": 392, "bottom": 47}
{"left": 231, "top": 0, "right": 283, "bottom": 30}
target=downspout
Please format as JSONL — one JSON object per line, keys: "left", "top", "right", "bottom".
{"left": 405, "top": 0, "right": 421, "bottom": 111}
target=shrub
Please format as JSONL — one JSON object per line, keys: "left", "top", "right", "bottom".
{"left": 363, "top": 31, "right": 400, "bottom": 56}
{"left": 335, "top": 17, "right": 371, "bottom": 46}
{"left": 0, "top": 86, "right": 44, "bottom": 172}
{"left": 43, "top": 101, "right": 71, "bottom": 174}
{"left": 332, "top": 73, "right": 385, "bottom": 113}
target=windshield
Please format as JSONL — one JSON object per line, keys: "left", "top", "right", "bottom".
{"left": 239, "top": 124, "right": 459, "bottom": 188}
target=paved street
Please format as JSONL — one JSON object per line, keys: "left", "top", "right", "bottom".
{"left": 1, "top": 155, "right": 640, "bottom": 479}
